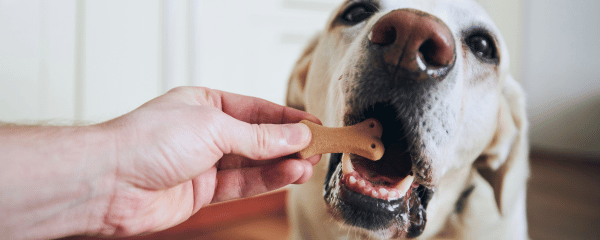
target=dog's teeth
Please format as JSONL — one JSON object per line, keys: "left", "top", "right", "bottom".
{"left": 358, "top": 180, "right": 366, "bottom": 188}
{"left": 389, "top": 191, "right": 397, "bottom": 199}
{"left": 341, "top": 153, "right": 355, "bottom": 174}
{"left": 371, "top": 190, "right": 379, "bottom": 198}
{"left": 379, "top": 188, "right": 388, "bottom": 196}
{"left": 349, "top": 176, "right": 357, "bottom": 185}
{"left": 395, "top": 175, "right": 415, "bottom": 197}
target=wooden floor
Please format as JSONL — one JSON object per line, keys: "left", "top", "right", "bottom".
{"left": 527, "top": 153, "right": 600, "bottom": 240}
{"left": 64, "top": 153, "right": 600, "bottom": 240}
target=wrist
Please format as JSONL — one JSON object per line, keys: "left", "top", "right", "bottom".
{"left": 0, "top": 124, "right": 119, "bottom": 238}
{"left": 76, "top": 124, "right": 121, "bottom": 236}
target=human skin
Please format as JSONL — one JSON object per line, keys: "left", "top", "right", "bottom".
{"left": 0, "top": 86, "right": 321, "bottom": 239}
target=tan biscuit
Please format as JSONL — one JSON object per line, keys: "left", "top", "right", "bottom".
{"left": 298, "top": 118, "right": 384, "bottom": 160}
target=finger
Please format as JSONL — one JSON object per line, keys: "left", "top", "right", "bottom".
{"left": 293, "top": 160, "right": 314, "bottom": 184}
{"left": 217, "top": 154, "right": 284, "bottom": 170}
{"left": 219, "top": 116, "right": 312, "bottom": 160}
{"left": 210, "top": 159, "right": 306, "bottom": 203}
{"left": 218, "top": 90, "right": 321, "bottom": 125}
{"left": 190, "top": 167, "right": 218, "bottom": 213}
{"left": 160, "top": 86, "right": 321, "bottom": 125}
{"left": 219, "top": 154, "right": 304, "bottom": 170}
{"left": 306, "top": 154, "right": 322, "bottom": 165}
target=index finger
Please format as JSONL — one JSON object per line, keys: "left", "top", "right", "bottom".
{"left": 218, "top": 90, "right": 321, "bottom": 125}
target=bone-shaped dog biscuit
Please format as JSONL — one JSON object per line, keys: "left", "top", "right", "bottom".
{"left": 298, "top": 118, "right": 384, "bottom": 161}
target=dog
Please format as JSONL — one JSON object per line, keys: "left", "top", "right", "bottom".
{"left": 285, "top": 0, "right": 529, "bottom": 239}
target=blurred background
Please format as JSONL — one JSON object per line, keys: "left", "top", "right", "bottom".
{"left": 1, "top": 0, "right": 598, "bottom": 239}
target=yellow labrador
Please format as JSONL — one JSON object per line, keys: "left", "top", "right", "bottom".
{"left": 286, "top": 0, "right": 529, "bottom": 239}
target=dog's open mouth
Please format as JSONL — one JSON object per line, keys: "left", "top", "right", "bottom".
{"left": 324, "top": 103, "right": 434, "bottom": 238}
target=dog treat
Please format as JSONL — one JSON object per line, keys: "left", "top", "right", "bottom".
{"left": 298, "top": 118, "right": 384, "bottom": 161}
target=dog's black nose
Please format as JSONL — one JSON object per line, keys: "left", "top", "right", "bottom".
{"left": 369, "top": 9, "right": 455, "bottom": 81}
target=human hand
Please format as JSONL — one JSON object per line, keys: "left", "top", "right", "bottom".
{"left": 96, "top": 87, "right": 321, "bottom": 236}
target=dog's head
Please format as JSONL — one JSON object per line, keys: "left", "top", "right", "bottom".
{"left": 287, "top": 0, "right": 527, "bottom": 239}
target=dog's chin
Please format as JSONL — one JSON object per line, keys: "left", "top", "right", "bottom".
{"left": 323, "top": 103, "right": 435, "bottom": 239}
{"left": 324, "top": 154, "right": 433, "bottom": 239}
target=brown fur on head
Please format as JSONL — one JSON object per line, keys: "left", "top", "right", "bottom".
{"left": 286, "top": 34, "right": 320, "bottom": 112}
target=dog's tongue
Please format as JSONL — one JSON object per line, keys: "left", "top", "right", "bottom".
{"left": 342, "top": 153, "right": 415, "bottom": 200}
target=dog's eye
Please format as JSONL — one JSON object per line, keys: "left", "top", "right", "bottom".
{"left": 340, "top": 4, "right": 375, "bottom": 24}
{"left": 466, "top": 34, "right": 498, "bottom": 62}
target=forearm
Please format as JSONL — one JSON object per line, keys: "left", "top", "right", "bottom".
{"left": 0, "top": 124, "right": 117, "bottom": 239}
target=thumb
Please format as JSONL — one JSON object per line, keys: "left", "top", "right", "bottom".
{"left": 221, "top": 120, "right": 312, "bottom": 160}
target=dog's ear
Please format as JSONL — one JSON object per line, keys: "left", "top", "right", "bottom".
{"left": 475, "top": 74, "right": 529, "bottom": 215}
{"left": 286, "top": 34, "right": 320, "bottom": 111}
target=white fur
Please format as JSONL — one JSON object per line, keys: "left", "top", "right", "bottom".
{"left": 286, "top": 1, "right": 529, "bottom": 239}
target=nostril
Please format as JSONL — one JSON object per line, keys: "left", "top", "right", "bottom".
{"left": 419, "top": 36, "right": 454, "bottom": 68}
{"left": 369, "top": 25, "right": 396, "bottom": 46}
{"left": 419, "top": 39, "right": 442, "bottom": 67}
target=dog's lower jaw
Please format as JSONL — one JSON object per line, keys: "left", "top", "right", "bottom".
{"left": 324, "top": 168, "right": 406, "bottom": 239}
{"left": 323, "top": 153, "right": 433, "bottom": 239}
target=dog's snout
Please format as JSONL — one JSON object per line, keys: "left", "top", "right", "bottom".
{"left": 369, "top": 9, "right": 455, "bottom": 80}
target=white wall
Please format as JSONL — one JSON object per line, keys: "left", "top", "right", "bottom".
{"left": 80, "top": 0, "right": 163, "bottom": 121}
{"left": 0, "top": 0, "right": 339, "bottom": 123}
{"left": 522, "top": 0, "right": 600, "bottom": 156}
{"left": 476, "top": 0, "right": 600, "bottom": 157}
{"left": 0, "top": 0, "right": 77, "bottom": 123}
{"left": 193, "top": 0, "right": 338, "bottom": 108}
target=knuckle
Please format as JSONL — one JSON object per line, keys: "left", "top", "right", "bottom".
{"left": 167, "top": 86, "right": 213, "bottom": 105}
{"left": 250, "top": 124, "right": 271, "bottom": 160}
{"left": 167, "top": 86, "right": 188, "bottom": 94}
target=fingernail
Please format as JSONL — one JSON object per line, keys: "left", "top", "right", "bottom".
{"left": 283, "top": 123, "right": 311, "bottom": 146}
